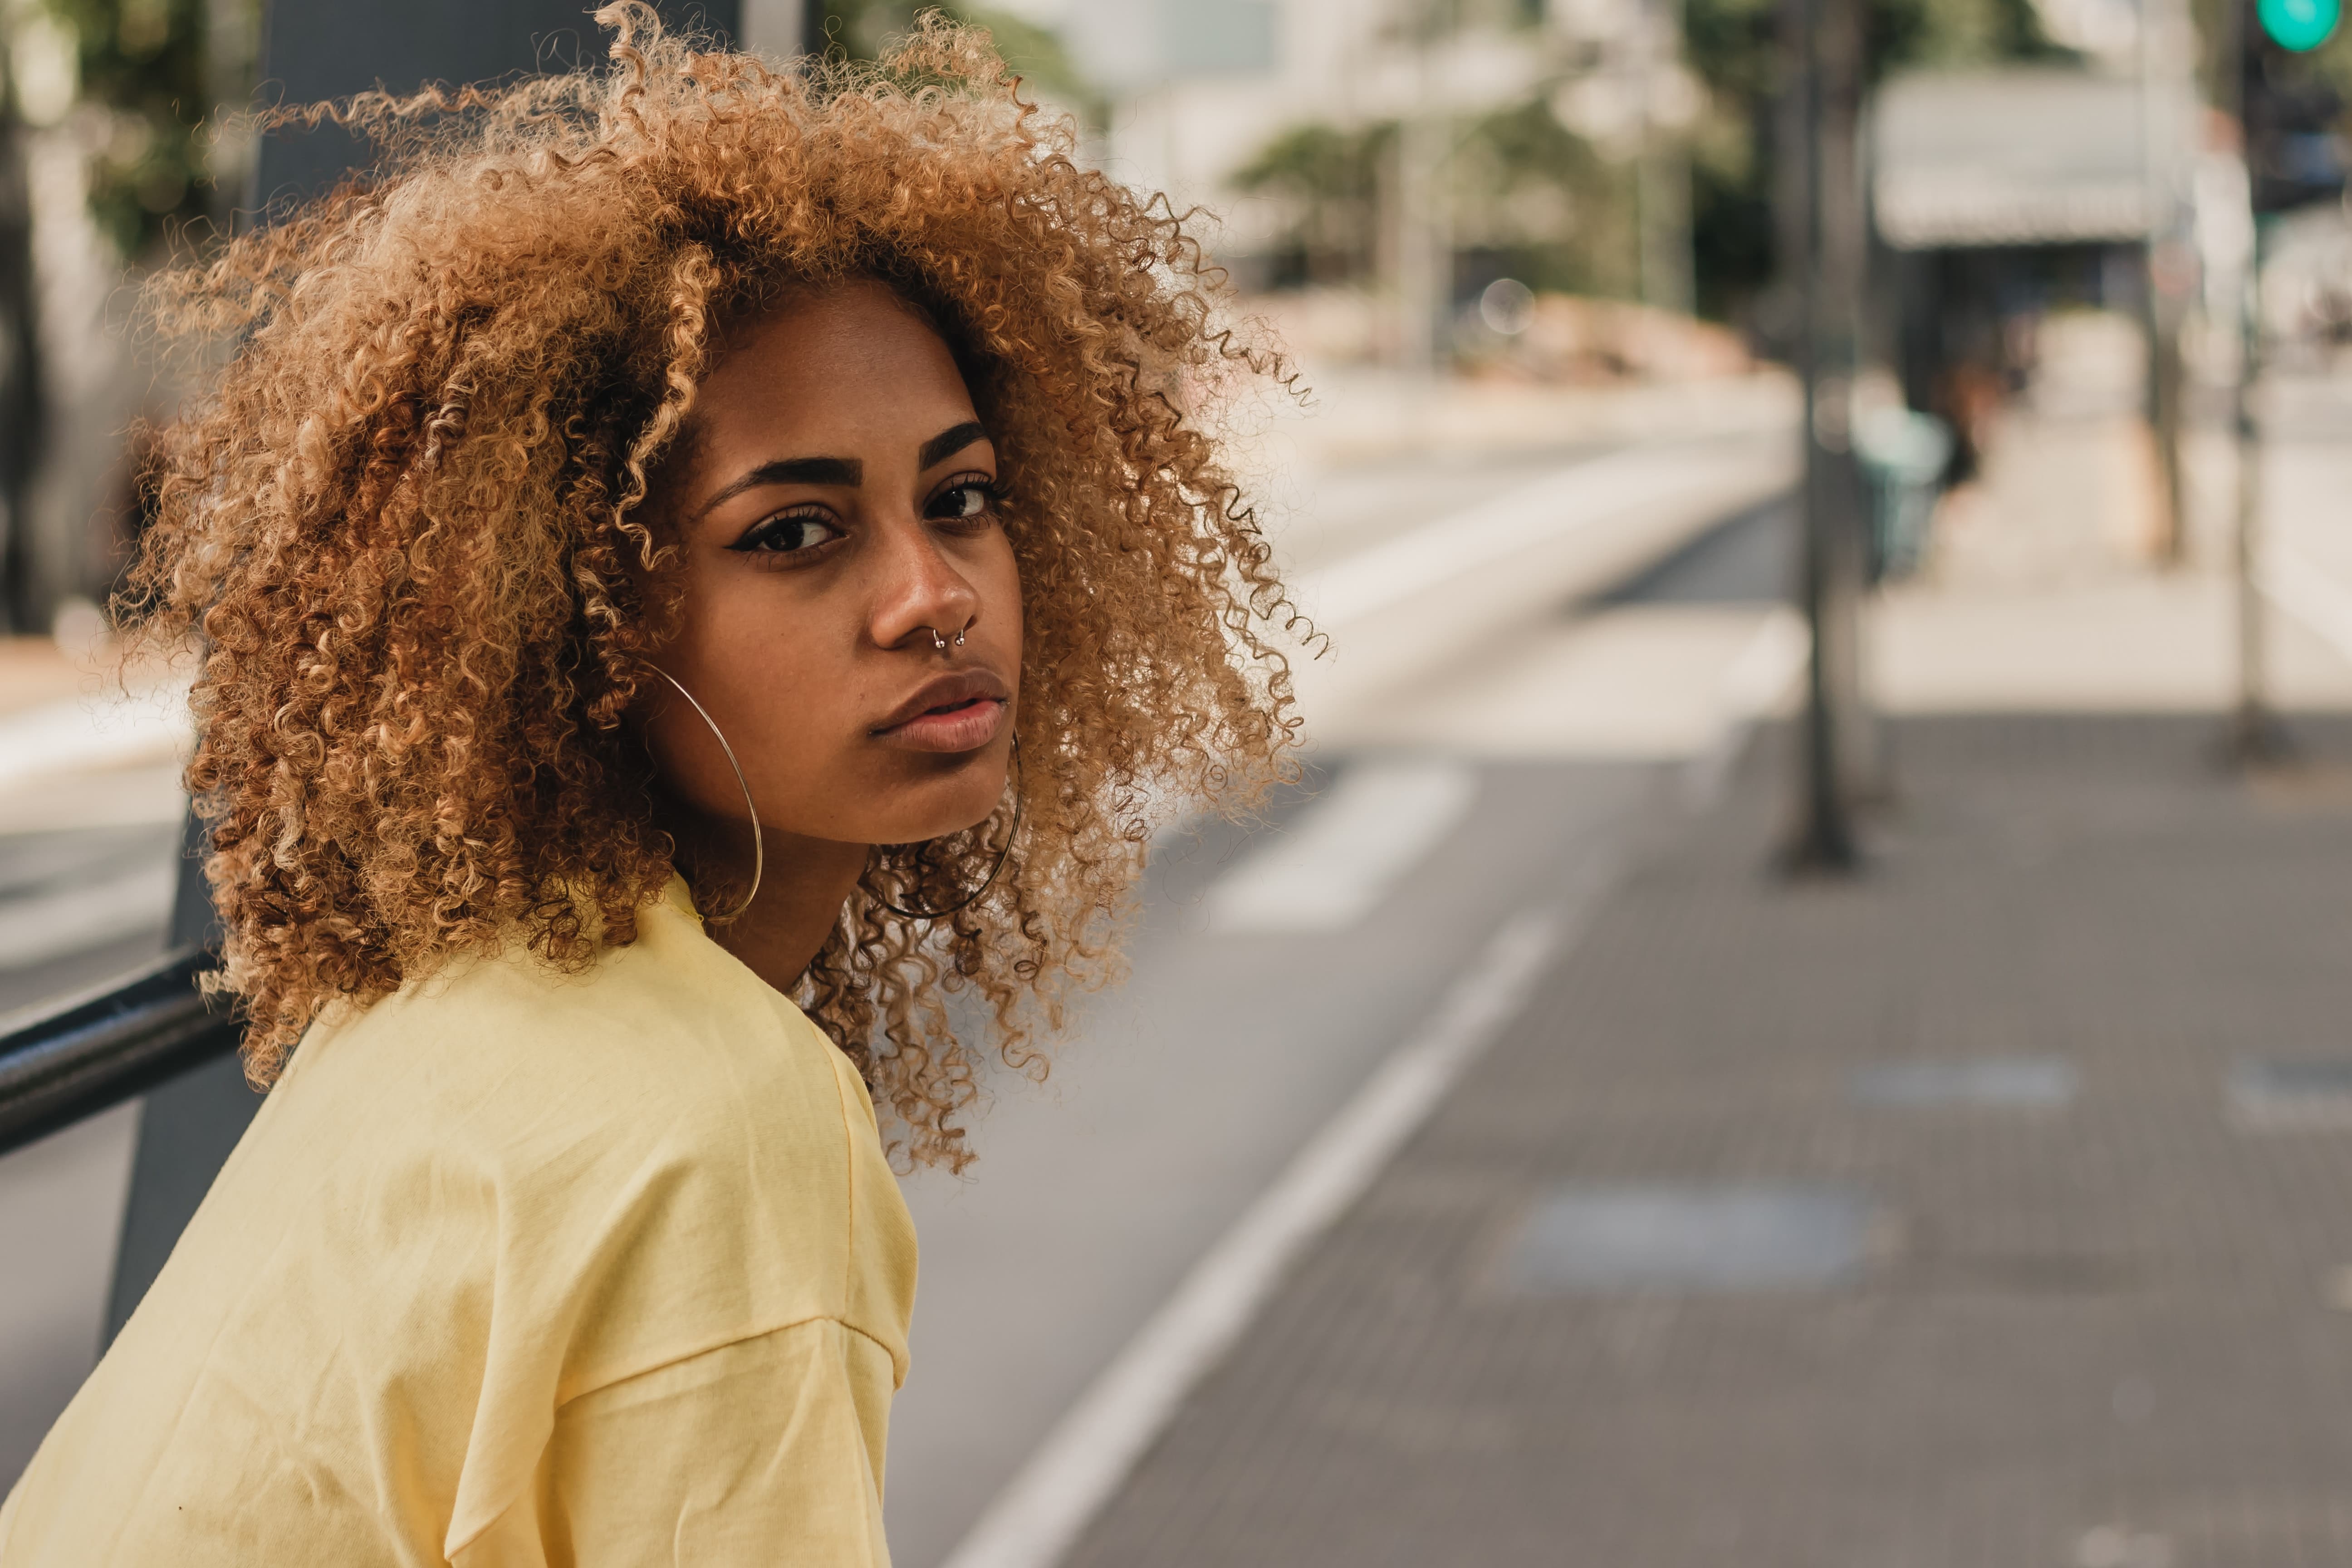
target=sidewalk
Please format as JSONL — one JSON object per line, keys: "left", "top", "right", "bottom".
{"left": 1065, "top": 711, "right": 2352, "bottom": 1567}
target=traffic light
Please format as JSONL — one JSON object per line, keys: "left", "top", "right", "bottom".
{"left": 2242, "top": 0, "right": 2348, "bottom": 210}
{"left": 2259, "top": 0, "right": 2340, "bottom": 51}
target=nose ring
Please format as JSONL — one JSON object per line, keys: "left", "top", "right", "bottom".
{"left": 926, "top": 626, "right": 967, "bottom": 652}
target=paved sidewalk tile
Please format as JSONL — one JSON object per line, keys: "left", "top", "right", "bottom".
{"left": 1068, "top": 714, "right": 2352, "bottom": 1568}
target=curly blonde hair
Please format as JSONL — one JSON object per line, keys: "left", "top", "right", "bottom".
{"left": 122, "top": 4, "right": 1303, "bottom": 1167}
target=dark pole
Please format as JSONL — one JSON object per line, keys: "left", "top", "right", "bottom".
{"left": 2144, "top": 257, "right": 2188, "bottom": 564}
{"left": 0, "top": 59, "right": 40, "bottom": 636}
{"left": 2224, "top": 0, "right": 2281, "bottom": 762}
{"left": 106, "top": 0, "right": 741, "bottom": 1346}
{"left": 1784, "top": 0, "right": 1867, "bottom": 869}
{"left": 2139, "top": 0, "right": 2190, "bottom": 566}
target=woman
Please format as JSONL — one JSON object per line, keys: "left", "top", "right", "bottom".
{"left": 0, "top": 9, "right": 1298, "bottom": 1563}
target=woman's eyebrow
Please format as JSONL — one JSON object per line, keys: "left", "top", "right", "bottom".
{"left": 919, "top": 421, "right": 989, "bottom": 471}
{"left": 695, "top": 426, "right": 986, "bottom": 523}
{"left": 696, "top": 455, "right": 862, "bottom": 520}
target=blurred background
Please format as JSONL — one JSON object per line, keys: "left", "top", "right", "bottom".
{"left": 9, "top": 0, "right": 2352, "bottom": 1563}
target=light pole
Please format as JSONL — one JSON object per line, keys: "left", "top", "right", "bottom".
{"left": 2139, "top": 0, "right": 2192, "bottom": 564}
{"left": 1389, "top": 1, "right": 1454, "bottom": 376}
{"left": 1783, "top": 0, "right": 1869, "bottom": 870}
{"left": 1633, "top": 0, "right": 1695, "bottom": 315}
{"left": 2224, "top": 0, "right": 2288, "bottom": 763}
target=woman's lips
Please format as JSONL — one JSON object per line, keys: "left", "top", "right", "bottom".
{"left": 872, "top": 694, "right": 1009, "bottom": 753}
{"left": 872, "top": 668, "right": 1012, "bottom": 753}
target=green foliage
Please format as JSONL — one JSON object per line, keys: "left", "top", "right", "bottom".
{"left": 1230, "top": 120, "right": 1387, "bottom": 282}
{"left": 1453, "top": 96, "right": 1632, "bottom": 296}
{"left": 1681, "top": 0, "right": 1777, "bottom": 316}
{"left": 805, "top": 1, "right": 1104, "bottom": 123}
{"left": 1691, "top": 130, "right": 1772, "bottom": 318}
{"left": 960, "top": 5, "right": 1103, "bottom": 123}
{"left": 1235, "top": 99, "right": 1639, "bottom": 299}
{"left": 1864, "top": 0, "right": 2073, "bottom": 73}
{"left": 1684, "top": 0, "right": 1779, "bottom": 106}
{"left": 1401, "top": 0, "right": 1552, "bottom": 27}
{"left": 1683, "top": 0, "right": 2067, "bottom": 109}
{"left": 37, "top": 0, "right": 223, "bottom": 260}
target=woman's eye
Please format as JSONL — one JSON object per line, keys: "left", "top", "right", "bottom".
{"left": 931, "top": 481, "right": 999, "bottom": 522}
{"left": 736, "top": 513, "right": 843, "bottom": 554}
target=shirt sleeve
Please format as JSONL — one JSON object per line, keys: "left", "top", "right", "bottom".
{"left": 456, "top": 1317, "right": 897, "bottom": 1568}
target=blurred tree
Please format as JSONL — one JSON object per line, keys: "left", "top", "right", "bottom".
{"left": 34, "top": 0, "right": 247, "bottom": 260}
{"left": 1453, "top": 97, "right": 1632, "bottom": 297}
{"left": 1866, "top": 0, "right": 2068, "bottom": 65}
{"left": 1232, "top": 101, "right": 1637, "bottom": 308}
{"left": 1234, "top": 99, "right": 1637, "bottom": 304}
{"left": 0, "top": 26, "right": 34, "bottom": 633}
{"left": 804, "top": 1, "right": 1103, "bottom": 124}
{"left": 1684, "top": 0, "right": 1778, "bottom": 320}
{"left": 1230, "top": 122, "right": 1387, "bottom": 286}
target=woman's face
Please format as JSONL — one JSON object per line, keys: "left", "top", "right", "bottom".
{"left": 643, "top": 281, "right": 1020, "bottom": 855}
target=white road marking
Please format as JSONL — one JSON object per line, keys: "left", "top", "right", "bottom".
{"left": 1715, "top": 603, "right": 1811, "bottom": 718}
{"left": 1681, "top": 605, "right": 1809, "bottom": 808}
{"left": 939, "top": 861, "right": 1620, "bottom": 1568}
{"left": 1202, "top": 759, "right": 1477, "bottom": 934}
{"left": 2258, "top": 545, "right": 2352, "bottom": 667}
{"left": 1298, "top": 437, "right": 1783, "bottom": 630}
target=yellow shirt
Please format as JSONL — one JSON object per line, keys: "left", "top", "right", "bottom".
{"left": 0, "top": 879, "right": 916, "bottom": 1566}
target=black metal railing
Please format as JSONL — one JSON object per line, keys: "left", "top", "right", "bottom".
{"left": 0, "top": 951, "right": 236, "bottom": 1158}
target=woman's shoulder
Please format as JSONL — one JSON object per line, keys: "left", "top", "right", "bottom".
{"left": 291, "top": 882, "right": 869, "bottom": 1171}
{"left": 113, "top": 887, "right": 915, "bottom": 1548}
{"left": 246, "top": 882, "right": 912, "bottom": 1377}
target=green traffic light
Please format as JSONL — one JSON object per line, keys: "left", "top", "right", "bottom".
{"left": 2260, "top": 0, "right": 2340, "bottom": 51}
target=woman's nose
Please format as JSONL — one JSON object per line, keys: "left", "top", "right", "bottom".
{"left": 870, "top": 515, "right": 982, "bottom": 651}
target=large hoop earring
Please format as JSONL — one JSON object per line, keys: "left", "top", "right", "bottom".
{"left": 874, "top": 735, "right": 1024, "bottom": 921}
{"left": 647, "top": 666, "right": 764, "bottom": 922}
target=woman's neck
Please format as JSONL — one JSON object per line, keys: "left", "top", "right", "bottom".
{"left": 680, "top": 818, "right": 871, "bottom": 993}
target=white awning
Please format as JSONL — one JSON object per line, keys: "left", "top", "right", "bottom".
{"left": 1869, "top": 69, "right": 2180, "bottom": 250}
